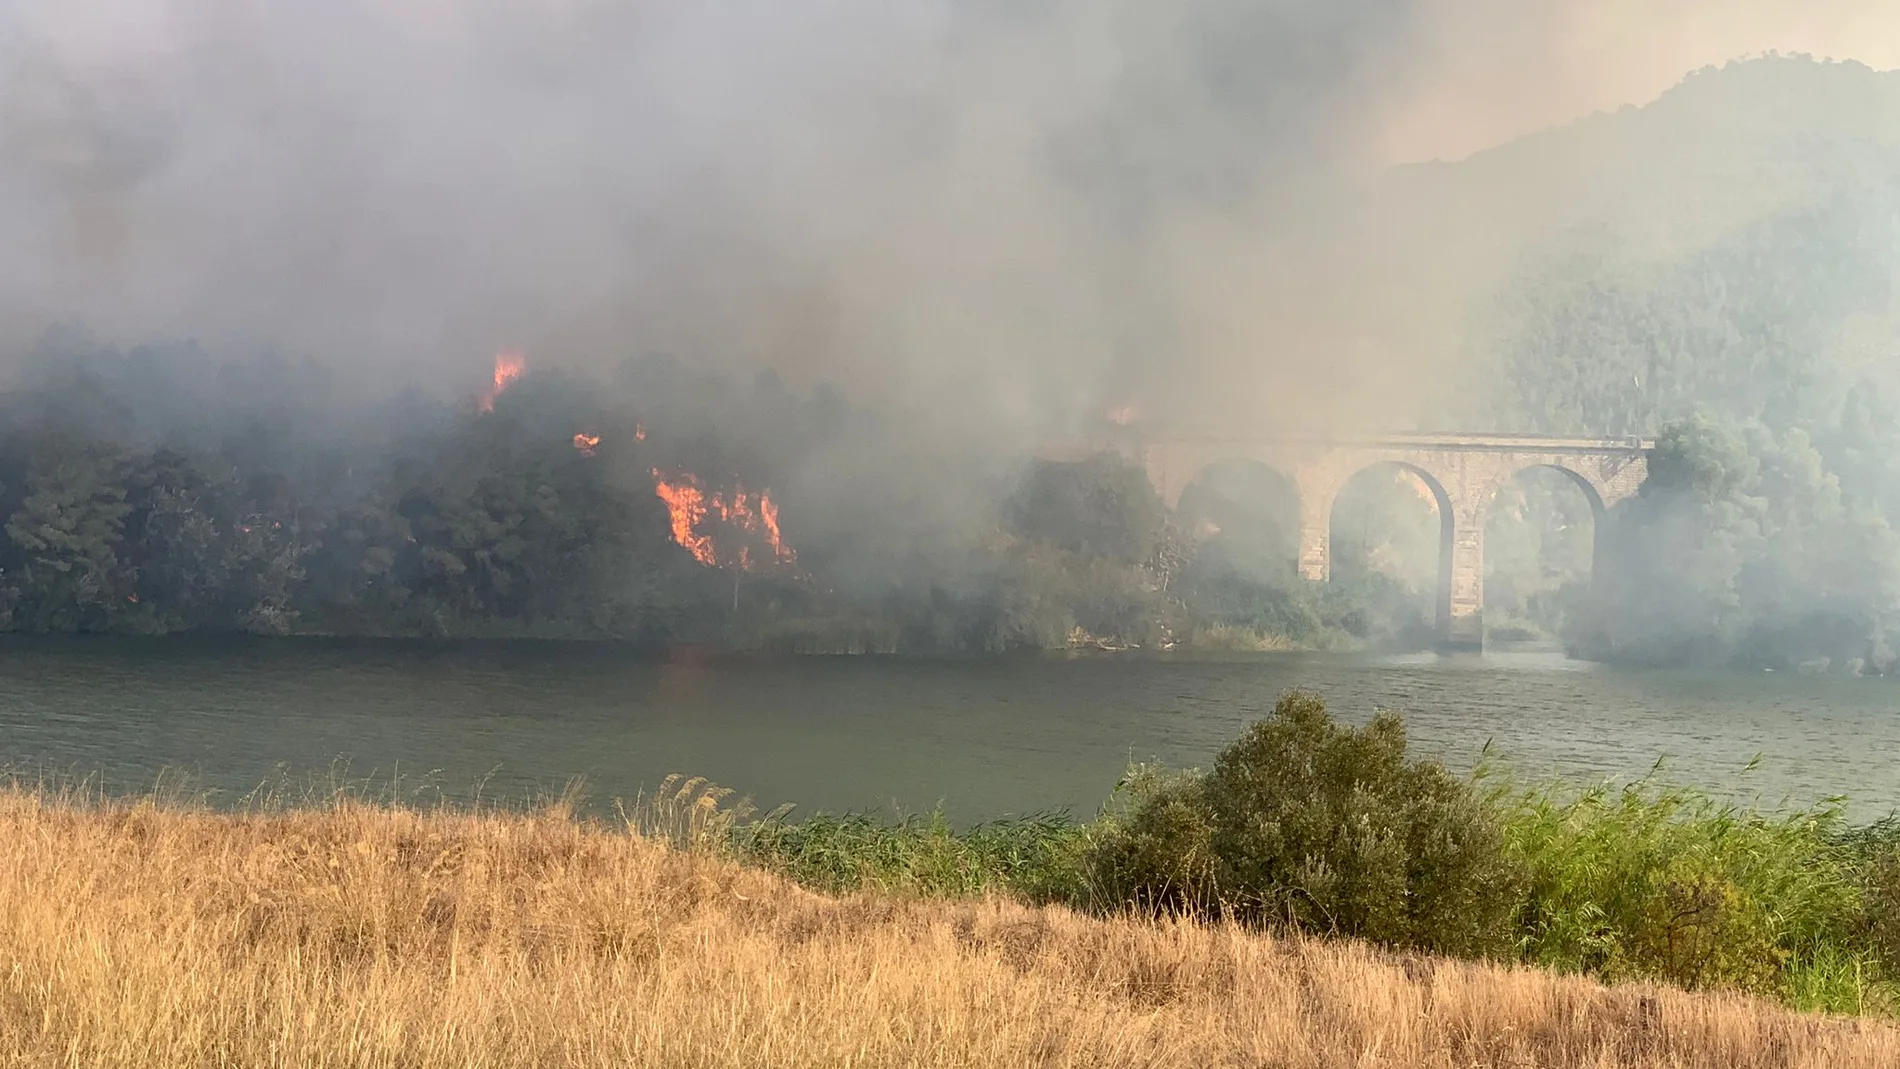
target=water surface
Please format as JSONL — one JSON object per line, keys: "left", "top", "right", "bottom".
{"left": 1, "top": 637, "right": 1896, "bottom": 821}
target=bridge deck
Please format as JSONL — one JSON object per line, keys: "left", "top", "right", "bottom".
{"left": 1137, "top": 432, "right": 1653, "bottom": 453}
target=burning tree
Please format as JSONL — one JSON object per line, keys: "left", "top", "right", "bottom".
{"left": 650, "top": 469, "right": 795, "bottom": 570}
{"left": 479, "top": 351, "right": 526, "bottom": 413}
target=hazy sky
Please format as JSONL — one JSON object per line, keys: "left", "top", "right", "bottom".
{"left": 1382, "top": 0, "right": 1900, "bottom": 162}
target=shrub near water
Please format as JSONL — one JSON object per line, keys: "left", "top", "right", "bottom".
{"left": 1498, "top": 775, "right": 1870, "bottom": 1004}
{"left": 1083, "top": 690, "right": 1524, "bottom": 957}
{"left": 714, "top": 690, "right": 1898, "bottom": 1016}
{"left": 1850, "top": 820, "right": 1900, "bottom": 974}
{"left": 1075, "top": 699, "right": 1900, "bottom": 1012}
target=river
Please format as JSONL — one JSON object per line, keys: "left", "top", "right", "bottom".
{"left": 0, "top": 636, "right": 1896, "bottom": 822}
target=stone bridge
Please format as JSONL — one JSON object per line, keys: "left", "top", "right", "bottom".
{"left": 1135, "top": 432, "right": 1652, "bottom": 650}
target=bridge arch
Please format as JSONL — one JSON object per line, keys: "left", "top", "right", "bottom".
{"left": 1129, "top": 432, "right": 1650, "bottom": 650}
{"left": 1325, "top": 460, "right": 1457, "bottom": 635}
{"left": 1481, "top": 463, "right": 1616, "bottom": 634}
{"left": 1487, "top": 460, "right": 1613, "bottom": 523}
{"left": 1175, "top": 458, "right": 1305, "bottom": 576}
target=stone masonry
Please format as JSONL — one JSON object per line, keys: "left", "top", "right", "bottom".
{"left": 1136, "top": 433, "right": 1651, "bottom": 650}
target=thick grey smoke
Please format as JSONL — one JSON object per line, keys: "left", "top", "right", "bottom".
{"left": 6, "top": 2, "right": 1890, "bottom": 444}
{"left": 0, "top": 0, "right": 1453, "bottom": 442}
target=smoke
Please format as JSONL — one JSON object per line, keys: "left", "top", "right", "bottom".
{"left": 0, "top": 0, "right": 1449, "bottom": 441}
{"left": 3, "top": 1, "right": 1896, "bottom": 447}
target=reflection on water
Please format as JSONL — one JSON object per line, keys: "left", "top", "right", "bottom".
{"left": 0, "top": 636, "right": 1896, "bottom": 821}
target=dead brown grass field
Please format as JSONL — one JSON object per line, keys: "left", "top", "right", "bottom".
{"left": 0, "top": 789, "right": 1895, "bottom": 1068}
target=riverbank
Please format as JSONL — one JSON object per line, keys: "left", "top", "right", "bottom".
{"left": 1, "top": 788, "right": 1894, "bottom": 1068}
{"left": 696, "top": 710, "right": 1900, "bottom": 1018}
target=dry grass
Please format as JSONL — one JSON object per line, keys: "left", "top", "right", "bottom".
{"left": 0, "top": 789, "right": 1894, "bottom": 1068}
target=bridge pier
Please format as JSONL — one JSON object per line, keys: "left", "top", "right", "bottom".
{"left": 1295, "top": 501, "right": 1331, "bottom": 582}
{"left": 1444, "top": 508, "right": 1485, "bottom": 653}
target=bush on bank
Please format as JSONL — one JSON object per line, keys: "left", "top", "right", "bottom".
{"left": 1079, "top": 692, "right": 1524, "bottom": 959}
{"left": 682, "top": 690, "right": 1900, "bottom": 1016}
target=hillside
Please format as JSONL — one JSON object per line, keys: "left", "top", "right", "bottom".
{"left": 1246, "top": 58, "right": 1900, "bottom": 668}
{"left": 1338, "top": 56, "right": 1900, "bottom": 433}
{"left": 1396, "top": 56, "right": 1900, "bottom": 268}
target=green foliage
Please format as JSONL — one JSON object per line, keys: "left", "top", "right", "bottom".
{"left": 1174, "top": 554, "right": 1322, "bottom": 641}
{"left": 1841, "top": 819, "right": 1900, "bottom": 980}
{"left": 624, "top": 694, "right": 1900, "bottom": 1017}
{"left": 1072, "top": 764, "right": 1219, "bottom": 915}
{"left": 1496, "top": 773, "right": 1868, "bottom": 999}
{"left": 1197, "top": 691, "right": 1523, "bottom": 956}
{"left": 1476, "top": 62, "right": 1900, "bottom": 666}
{"left": 1003, "top": 454, "right": 1165, "bottom": 565}
{"left": 1575, "top": 415, "right": 1900, "bottom": 670}
{"left": 4, "top": 438, "right": 138, "bottom": 632}
{"left": 1315, "top": 569, "right": 1434, "bottom": 646}
{"left": 0, "top": 344, "right": 1230, "bottom": 652}
{"left": 733, "top": 809, "right": 1085, "bottom": 899}
{"left": 1080, "top": 692, "right": 1524, "bottom": 958}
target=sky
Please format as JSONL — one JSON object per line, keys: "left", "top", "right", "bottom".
{"left": 1381, "top": 0, "right": 1900, "bottom": 162}
{"left": 2, "top": 0, "right": 1898, "bottom": 440}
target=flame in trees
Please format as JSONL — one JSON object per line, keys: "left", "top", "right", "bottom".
{"left": 652, "top": 472, "right": 715, "bottom": 565}
{"left": 480, "top": 350, "right": 527, "bottom": 412}
{"left": 572, "top": 432, "right": 601, "bottom": 457}
{"left": 650, "top": 469, "right": 796, "bottom": 570}
{"left": 1106, "top": 405, "right": 1137, "bottom": 427}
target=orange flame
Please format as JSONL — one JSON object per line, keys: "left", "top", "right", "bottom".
{"left": 759, "top": 494, "right": 788, "bottom": 560}
{"left": 480, "top": 350, "right": 526, "bottom": 412}
{"left": 573, "top": 432, "right": 601, "bottom": 457}
{"left": 1106, "top": 405, "right": 1137, "bottom": 427}
{"left": 634, "top": 423, "right": 647, "bottom": 442}
{"left": 650, "top": 469, "right": 795, "bottom": 570}
{"left": 652, "top": 470, "right": 716, "bottom": 565}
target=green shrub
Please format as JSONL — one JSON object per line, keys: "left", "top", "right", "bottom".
{"left": 1868, "top": 852, "right": 1900, "bottom": 971}
{"left": 1499, "top": 775, "right": 1866, "bottom": 998}
{"left": 1843, "top": 819, "right": 1900, "bottom": 976}
{"left": 1175, "top": 559, "right": 1324, "bottom": 642}
{"left": 1002, "top": 454, "right": 1164, "bottom": 564}
{"left": 1075, "top": 764, "right": 1218, "bottom": 915}
{"left": 631, "top": 704, "right": 1900, "bottom": 1018}
{"left": 1201, "top": 690, "right": 1523, "bottom": 956}
{"left": 1087, "top": 691, "right": 1522, "bottom": 957}
{"left": 1624, "top": 855, "right": 1786, "bottom": 994}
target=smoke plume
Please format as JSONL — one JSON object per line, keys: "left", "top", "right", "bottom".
{"left": 2, "top": 1, "right": 1896, "bottom": 443}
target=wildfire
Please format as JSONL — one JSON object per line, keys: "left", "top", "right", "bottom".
{"left": 573, "top": 432, "right": 601, "bottom": 457}
{"left": 479, "top": 350, "right": 527, "bottom": 412}
{"left": 1106, "top": 405, "right": 1137, "bottom": 427}
{"left": 653, "top": 471, "right": 714, "bottom": 565}
{"left": 650, "top": 469, "right": 796, "bottom": 570}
